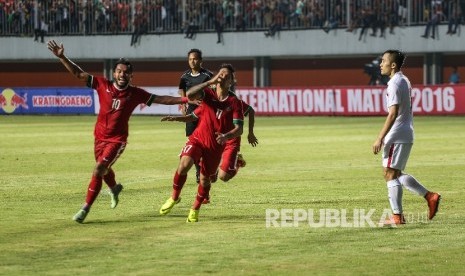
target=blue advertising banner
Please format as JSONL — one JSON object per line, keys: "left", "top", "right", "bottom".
{"left": 0, "top": 88, "right": 95, "bottom": 115}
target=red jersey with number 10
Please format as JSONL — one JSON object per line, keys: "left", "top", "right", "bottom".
{"left": 191, "top": 88, "right": 244, "bottom": 149}
{"left": 89, "top": 76, "right": 155, "bottom": 142}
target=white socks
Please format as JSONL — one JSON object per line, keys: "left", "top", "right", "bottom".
{"left": 387, "top": 179, "right": 403, "bottom": 214}
{"left": 398, "top": 174, "right": 428, "bottom": 197}
{"left": 386, "top": 174, "right": 428, "bottom": 214}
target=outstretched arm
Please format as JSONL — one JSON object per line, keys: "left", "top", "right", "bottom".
{"left": 246, "top": 108, "right": 258, "bottom": 147}
{"left": 160, "top": 114, "right": 197, "bottom": 123}
{"left": 47, "top": 40, "right": 90, "bottom": 83}
{"left": 153, "top": 95, "right": 201, "bottom": 105}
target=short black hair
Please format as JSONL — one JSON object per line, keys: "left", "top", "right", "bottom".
{"left": 188, "top": 49, "right": 202, "bottom": 60}
{"left": 383, "top": 49, "right": 406, "bottom": 70}
{"left": 219, "top": 63, "right": 235, "bottom": 73}
{"left": 113, "top": 58, "right": 133, "bottom": 73}
{"left": 219, "top": 63, "right": 236, "bottom": 83}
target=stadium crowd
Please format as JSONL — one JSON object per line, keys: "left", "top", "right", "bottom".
{"left": 0, "top": 0, "right": 464, "bottom": 42}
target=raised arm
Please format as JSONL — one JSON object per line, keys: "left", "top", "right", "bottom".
{"left": 47, "top": 40, "right": 90, "bottom": 83}
{"left": 186, "top": 79, "right": 212, "bottom": 101}
{"left": 186, "top": 69, "right": 225, "bottom": 100}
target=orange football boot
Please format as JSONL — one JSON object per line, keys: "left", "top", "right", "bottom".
{"left": 381, "top": 214, "right": 406, "bottom": 226}
{"left": 425, "top": 192, "right": 441, "bottom": 220}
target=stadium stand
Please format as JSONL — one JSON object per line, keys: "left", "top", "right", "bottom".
{"left": 0, "top": 0, "right": 462, "bottom": 38}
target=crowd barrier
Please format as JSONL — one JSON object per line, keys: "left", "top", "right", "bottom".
{"left": 1, "top": 85, "right": 464, "bottom": 116}
{"left": 2, "top": 0, "right": 460, "bottom": 37}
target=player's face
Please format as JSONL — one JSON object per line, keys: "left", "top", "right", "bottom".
{"left": 188, "top": 53, "right": 202, "bottom": 71}
{"left": 380, "top": 53, "right": 395, "bottom": 77}
{"left": 219, "top": 68, "right": 233, "bottom": 88}
{"left": 113, "top": 64, "right": 132, "bottom": 89}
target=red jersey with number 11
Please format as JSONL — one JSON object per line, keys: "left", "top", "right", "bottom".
{"left": 191, "top": 88, "right": 244, "bottom": 149}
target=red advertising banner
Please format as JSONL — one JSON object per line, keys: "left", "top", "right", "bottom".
{"left": 236, "top": 85, "right": 465, "bottom": 116}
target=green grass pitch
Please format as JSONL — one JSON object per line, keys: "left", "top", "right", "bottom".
{"left": 0, "top": 115, "right": 464, "bottom": 275}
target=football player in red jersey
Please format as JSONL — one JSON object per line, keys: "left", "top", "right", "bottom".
{"left": 213, "top": 99, "right": 258, "bottom": 183}
{"left": 47, "top": 40, "right": 196, "bottom": 223}
{"left": 160, "top": 98, "right": 258, "bottom": 203}
{"left": 178, "top": 49, "right": 213, "bottom": 184}
{"left": 159, "top": 64, "right": 244, "bottom": 222}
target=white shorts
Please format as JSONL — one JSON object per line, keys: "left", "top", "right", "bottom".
{"left": 382, "top": 143, "right": 412, "bottom": 171}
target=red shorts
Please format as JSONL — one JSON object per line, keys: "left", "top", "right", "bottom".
{"left": 180, "top": 139, "right": 223, "bottom": 179}
{"left": 219, "top": 142, "right": 240, "bottom": 175}
{"left": 94, "top": 140, "right": 126, "bottom": 169}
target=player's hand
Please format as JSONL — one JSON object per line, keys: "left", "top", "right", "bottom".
{"left": 179, "top": 104, "right": 187, "bottom": 115}
{"left": 210, "top": 69, "right": 228, "bottom": 85}
{"left": 188, "top": 99, "right": 202, "bottom": 106}
{"left": 372, "top": 138, "right": 383, "bottom": 155}
{"left": 209, "top": 74, "right": 222, "bottom": 85}
{"left": 47, "top": 40, "right": 64, "bottom": 58}
{"left": 215, "top": 132, "right": 228, "bottom": 145}
{"left": 248, "top": 133, "right": 258, "bottom": 147}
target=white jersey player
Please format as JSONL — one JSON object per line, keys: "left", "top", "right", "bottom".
{"left": 372, "top": 49, "right": 441, "bottom": 226}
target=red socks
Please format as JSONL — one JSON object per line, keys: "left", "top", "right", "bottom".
{"left": 171, "top": 171, "right": 187, "bottom": 200}
{"left": 84, "top": 175, "right": 103, "bottom": 210}
{"left": 103, "top": 169, "right": 117, "bottom": 188}
{"left": 193, "top": 184, "right": 210, "bottom": 210}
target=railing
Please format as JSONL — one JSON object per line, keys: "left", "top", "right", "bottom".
{"left": 0, "top": 0, "right": 461, "bottom": 37}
